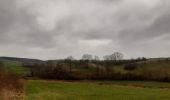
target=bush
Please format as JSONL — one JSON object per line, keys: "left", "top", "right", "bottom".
{"left": 124, "top": 63, "right": 137, "bottom": 71}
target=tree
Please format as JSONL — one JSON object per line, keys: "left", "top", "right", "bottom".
{"left": 66, "top": 56, "right": 74, "bottom": 60}
{"left": 103, "top": 52, "right": 123, "bottom": 61}
{"left": 94, "top": 56, "right": 100, "bottom": 61}
{"left": 110, "top": 52, "right": 123, "bottom": 61}
{"left": 65, "top": 56, "right": 74, "bottom": 73}
{"left": 103, "top": 55, "right": 111, "bottom": 61}
{"left": 82, "top": 54, "right": 93, "bottom": 60}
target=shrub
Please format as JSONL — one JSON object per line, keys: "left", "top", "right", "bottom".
{"left": 124, "top": 63, "right": 137, "bottom": 71}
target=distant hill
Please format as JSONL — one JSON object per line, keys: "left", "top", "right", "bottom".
{"left": 0, "top": 57, "right": 45, "bottom": 75}
{"left": 0, "top": 56, "right": 45, "bottom": 65}
{"left": 149, "top": 57, "right": 170, "bottom": 61}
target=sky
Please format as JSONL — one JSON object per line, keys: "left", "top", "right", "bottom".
{"left": 0, "top": 0, "right": 170, "bottom": 60}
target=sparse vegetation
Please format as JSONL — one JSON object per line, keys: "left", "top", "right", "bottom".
{"left": 0, "top": 72, "right": 24, "bottom": 100}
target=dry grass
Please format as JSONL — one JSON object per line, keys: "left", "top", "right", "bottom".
{"left": 0, "top": 89, "right": 24, "bottom": 100}
{"left": 0, "top": 72, "right": 24, "bottom": 100}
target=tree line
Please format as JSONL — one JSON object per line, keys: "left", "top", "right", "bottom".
{"left": 26, "top": 52, "right": 170, "bottom": 81}
{"left": 66, "top": 52, "right": 124, "bottom": 61}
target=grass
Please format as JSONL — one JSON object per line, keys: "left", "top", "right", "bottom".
{"left": 0, "top": 89, "right": 23, "bottom": 100}
{"left": 1, "top": 60, "right": 30, "bottom": 75}
{"left": 95, "top": 80, "right": 170, "bottom": 89}
{"left": 0, "top": 73, "right": 24, "bottom": 100}
{"left": 25, "top": 80, "right": 170, "bottom": 100}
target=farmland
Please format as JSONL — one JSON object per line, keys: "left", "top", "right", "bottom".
{"left": 0, "top": 60, "right": 30, "bottom": 75}
{"left": 1, "top": 57, "right": 170, "bottom": 100}
{"left": 25, "top": 80, "right": 170, "bottom": 100}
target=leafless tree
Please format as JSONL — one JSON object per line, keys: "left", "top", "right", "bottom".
{"left": 103, "top": 52, "right": 123, "bottom": 61}
{"left": 94, "top": 56, "right": 100, "bottom": 61}
{"left": 110, "top": 52, "right": 123, "bottom": 61}
{"left": 103, "top": 55, "right": 111, "bottom": 60}
{"left": 66, "top": 56, "right": 74, "bottom": 60}
{"left": 65, "top": 56, "right": 74, "bottom": 73}
{"left": 82, "top": 54, "right": 93, "bottom": 60}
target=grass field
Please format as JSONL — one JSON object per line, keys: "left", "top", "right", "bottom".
{"left": 25, "top": 80, "right": 170, "bottom": 100}
{"left": 1, "top": 60, "right": 30, "bottom": 75}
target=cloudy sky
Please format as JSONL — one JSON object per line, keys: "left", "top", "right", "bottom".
{"left": 0, "top": 0, "right": 170, "bottom": 60}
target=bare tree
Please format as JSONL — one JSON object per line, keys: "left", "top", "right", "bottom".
{"left": 66, "top": 56, "right": 74, "bottom": 60}
{"left": 82, "top": 54, "right": 93, "bottom": 60}
{"left": 103, "top": 52, "right": 123, "bottom": 61}
{"left": 94, "top": 56, "right": 100, "bottom": 61}
{"left": 65, "top": 56, "right": 74, "bottom": 73}
{"left": 103, "top": 55, "right": 111, "bottom": 61}
{"left": 110, "top": 52, "right": 124, "bottom": 61}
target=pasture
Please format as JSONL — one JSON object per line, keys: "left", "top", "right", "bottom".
{"left": 0, "top": 60, "right": 30, "bottom": 75}
{"left": 25, "top": 80, "right": 170, "bottom": 100}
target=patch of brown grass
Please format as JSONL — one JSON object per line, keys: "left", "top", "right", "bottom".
{"left": 0, "top": 89, "right": 24, "bottom": 100}
{"left": 0, "top": 73, "right": 24, "bottom": 100}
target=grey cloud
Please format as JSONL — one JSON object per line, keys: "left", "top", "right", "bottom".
{"left": 0, "top": 0, "right": 170, "bottom": 59}
{"left": 0, "top": 0, "right": 55, "bottom": 48}
{"left": 118, "top": 10, "right": 170, "bottom": 45}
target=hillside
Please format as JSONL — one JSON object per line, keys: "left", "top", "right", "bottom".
{"left": 0, "top": 56, "right": 170, "bottom": 81}
{"left": 0, "top": 60, "right": 30, "bottom": 75}
{"left": 0, "top": 57, "right": 44, "bottom": 65}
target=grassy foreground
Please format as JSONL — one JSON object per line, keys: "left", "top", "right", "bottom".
{"left": 25, "top": 80, "right": 170, "bottom": 100}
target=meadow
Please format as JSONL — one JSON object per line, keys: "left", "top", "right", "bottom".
{"left": 1, "top": 58, "right": 170, "bottom": 100}
{"left": 25, "top": 80, "right": 170, "bottom": 100}
{"left": 0, "top": 60, "right": 30, "bottom": 75}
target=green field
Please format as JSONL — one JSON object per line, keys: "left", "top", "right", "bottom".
{"left": 0, "top": 60, "right": 30, "bottom": 75}
{"left": 25, "top": 80, "right": 170, "bottom": 100}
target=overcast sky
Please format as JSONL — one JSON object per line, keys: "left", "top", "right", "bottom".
{"left": 0, "top": 0, "right": 170, "bottom": 60}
